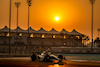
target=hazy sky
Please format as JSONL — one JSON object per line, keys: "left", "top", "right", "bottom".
{"left": 0, "top": 0, "right": 100, "bottom": 41}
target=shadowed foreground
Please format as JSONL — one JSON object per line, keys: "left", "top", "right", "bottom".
{"left": 0, "top": 57, "right": 100, "bottom": 67}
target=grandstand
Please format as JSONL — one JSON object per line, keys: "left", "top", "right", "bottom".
{"left": 0, "top": 26, "right": 88, "bottom": 54}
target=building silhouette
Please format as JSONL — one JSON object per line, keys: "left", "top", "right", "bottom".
{"left": 1, "top": 26, "right": 99, "bottom": 54}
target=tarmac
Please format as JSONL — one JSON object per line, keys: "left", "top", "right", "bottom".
{"left": 0, "top": 57, "right": 100, "bottom": 67}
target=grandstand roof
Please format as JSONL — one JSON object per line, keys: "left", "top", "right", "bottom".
{"left": 70, "top": 29, "right": 84, "bottom": 36}
{"left": 49, "top": 28, "right": 59, "bottom": 34}
{"left": 37, "top": 27, "right": 48, "bottom": 33}
{"left": 0, "top": 26, "right": 10, "bottom": 32}
{"left": 60, "top": 29, "right": 69, "bottom": 34}
{"left": 0, "top": 26, "right": 85, "bottom": 36}
{"left": 11, "top": 26, "right": 25, "bottom": 33}
{"left": 26, "top": 27, "right": 36, "bottom": 33}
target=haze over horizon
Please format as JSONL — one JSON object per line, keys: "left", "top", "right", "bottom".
{"left": 0, "top": 0, "right": 100, "bottom": 41}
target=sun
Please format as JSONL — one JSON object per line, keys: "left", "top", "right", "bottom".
{"left": 55, "top": 17, "right": 59, "bottom": 21}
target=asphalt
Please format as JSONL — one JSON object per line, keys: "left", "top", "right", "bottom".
{"left": 0, "top": 57, "right": 100, "bottom": 67}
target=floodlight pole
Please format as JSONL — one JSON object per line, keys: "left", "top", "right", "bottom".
{"left": 27, "top": 0, "right": 32, "bottom": 40}
{"left": 98, "top": 29, "right": 99, "bottom": 37}
{"left": 28, "top": 3, "right": 30, "bottom": 41}
{"left": 15, "top": 2, "right": 21, "bottom": 35}
{"left": 9, "top": 0, "right": 12, "bottom": 54}
{"left": 89, "top": 0, "right": 96, "bottom": 52}
{"left": 27, "top": 0, "right": 32, "bottom": 54}
{"left": 15, "top": 2, "right": 21, "bottom": 54}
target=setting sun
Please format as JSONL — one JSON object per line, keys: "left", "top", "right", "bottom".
{"left": 55, "top": 17, "right": 59, "bottom": 21}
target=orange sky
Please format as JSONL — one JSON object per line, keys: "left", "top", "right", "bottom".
{"left": 0, "top": 0, "right": 100, "bottom": 41}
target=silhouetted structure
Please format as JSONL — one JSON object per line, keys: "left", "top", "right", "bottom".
{"left": 9, "top": 0, "right": 12, "bottom": 54}
{"left": 89, "top": 0, "right": 96, "bottom": 52}
{"left": 27, "top": 0, "right": 32, "bottom": 43}
{"left": 1, "top": 26, "right": 100, "bottom": 54}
